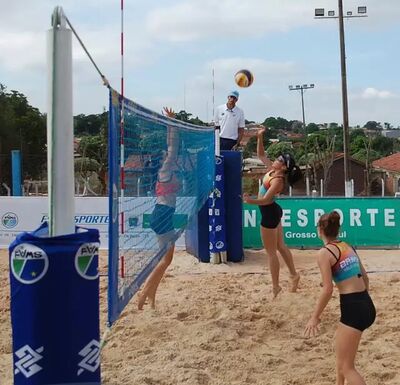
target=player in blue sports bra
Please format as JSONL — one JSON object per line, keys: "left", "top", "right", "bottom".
{"left": 243, "top": 127, "right": 302, "bottom": 298}
{"left": 138, "top": 107, "right": 181, "bottom": 310}
{"left": 304, "top": 211, "right": 375, "bottom": 385}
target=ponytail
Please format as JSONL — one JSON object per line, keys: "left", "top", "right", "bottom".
{"left": 281, "top": 153, "right": 303, "bottom": 187}
{"left": 318, "top": 211, "right": 341, "bottom": 238}
{"left": 287, "top": 165, "right": 302, "bottom": 187}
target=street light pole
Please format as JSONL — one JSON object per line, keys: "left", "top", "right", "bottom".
{"left": 315, "top": 2, "right": 367, "bottom": 196}
{"left": 289, "top": 83, "right": 315, "bottom": 196}
{"left": 300, "top": 87, "right": 306, "bottom": 134}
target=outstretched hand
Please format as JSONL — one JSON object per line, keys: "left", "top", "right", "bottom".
{"left": 257, "top": 127, "right": 266, "bottom": 136}
{"left": 303, "top": 317, "right": 320, "bottom": 338}
{"left": 163, "top": 107, "right": 176, "bottom": 118}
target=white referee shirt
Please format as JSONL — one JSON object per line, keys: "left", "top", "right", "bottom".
{"left": 214, "top": 104, "right": 245, "bottom": 140}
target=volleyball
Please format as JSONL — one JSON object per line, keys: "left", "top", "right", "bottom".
{"left": 234, "top": 69, "right": 254, "bottom": 88}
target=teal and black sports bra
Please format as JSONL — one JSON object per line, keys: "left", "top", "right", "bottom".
{"left": 324, "top": 241, "right": 363, "bottom": 283}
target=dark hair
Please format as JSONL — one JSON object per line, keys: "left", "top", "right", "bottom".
{"left": 281, "top": 153, "right": 303, "bottom": 187}
{"left": 318, "top": 211, "right": 341, "bottom": 238}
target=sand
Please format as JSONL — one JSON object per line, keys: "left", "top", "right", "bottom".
{"left": 1, "top": 248, "right": 399, "bottom": 385}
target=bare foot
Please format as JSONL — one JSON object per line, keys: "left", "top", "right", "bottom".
{"left": 289, "top": 273, "right": 300, "bottom": 293}
{"left": 148, "top": 294, "right": 156, "bottom": 309}
{"left": 137, "top": 293, "right": 147, "bottom": 310}
{"left": 273, "top": 286, "right": 282, "bottom": 299}
{"left": 138, "top": 291, "right": 156, "bottom": 310}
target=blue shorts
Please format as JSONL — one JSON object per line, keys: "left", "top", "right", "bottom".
{"left": 149, "top": 204, "right": 175, "bottom": 235}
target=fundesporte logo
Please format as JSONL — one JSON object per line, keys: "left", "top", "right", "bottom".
{"left": 2, "top": 212, "right": 18, "bottom": 228}
{"left": 14, "top": 345, "right": 44, "bottom": 378}
{"left": 11, "top": 244, "right": 49, "bottom": 284}
{"left": 77, "top": 340, "right": 100, "bottom": 376}
{"left": 75, "top": 243, "right": 99, "bottom": 280}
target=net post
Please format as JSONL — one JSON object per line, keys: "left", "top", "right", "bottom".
{"left": 47, "top": 6, "right": 75, "bottom": 236}
{"left": 215, "top": 128, "right": 220, "bottom": 157}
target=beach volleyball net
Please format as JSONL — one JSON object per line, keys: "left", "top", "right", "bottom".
{"left": 108, "top": 89, "right": 215, "bottom": 324}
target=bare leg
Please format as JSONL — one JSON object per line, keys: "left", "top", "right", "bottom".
{"left": 260, "top": 226, "right": 281, "bottom": 298}
{"left": 335, "top": 323, "right": 366, "bottom": 385}
{"left": 138, "top": 245, "right": 175, "bottom": 310}
{"left": 276, "top": 223, "right": 299, "bottom": 292}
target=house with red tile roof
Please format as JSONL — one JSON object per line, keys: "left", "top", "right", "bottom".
{"left": 372, "top": 152, "right": 400, "bottom": 195}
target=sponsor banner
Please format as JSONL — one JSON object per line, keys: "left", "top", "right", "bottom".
{"left": 0, "top": 197, "right": 187, "bottom": 249}
{"left": 9, "top": 223, "right": 100, "bottom": 385}
{"left": 3, "top": 197, "right": 399, "bottom": 250}
{"left": 243, "top": 198, "right": 400, "bottom": 248}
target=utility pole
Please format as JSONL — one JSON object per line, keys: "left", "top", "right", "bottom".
{"left": 315, "top": 2, "right": 368, "bottom": 196}
{"left": 338, "top": 0, "right": 350, "bottom": 193}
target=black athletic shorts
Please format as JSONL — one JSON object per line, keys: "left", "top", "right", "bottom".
{"left": 220, "top": 137, "right": 237, "bottom": 151}
{"left": 340, "top": 290, "right": 376, "bottom": 331}
{"left": 149, "top": 204, "right": 175, "bottom": 235}
{"left": 259, "top": 201, "right": 283, "bottom": 229}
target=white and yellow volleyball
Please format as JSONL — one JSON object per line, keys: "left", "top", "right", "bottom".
{"left": 234, "top": 69, "right": 254, "bottom": 88}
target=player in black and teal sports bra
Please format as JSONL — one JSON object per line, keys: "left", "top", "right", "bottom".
{"left": 242, "top": 128, "right": 301, "bottom": 298}
{"left": 323, "top": 240, "right": 375, "bottom": 331}
{"left": 304, "top": 211, "right": 375, "bottom": 385}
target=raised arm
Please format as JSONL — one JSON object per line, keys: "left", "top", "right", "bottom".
{"left": 162, "top": 107, "right": 179, "bottom": 159}
{"left": 257, "top": 128, "right": 272, "bottom": 168}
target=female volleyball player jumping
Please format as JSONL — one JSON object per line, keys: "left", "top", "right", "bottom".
{"left": 243, "top": 127, "right": 302, "bottom": 298}
{"left": 138, "top": 107, "right": 180, "bottom": 310}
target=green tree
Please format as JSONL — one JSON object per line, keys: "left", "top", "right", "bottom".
{"left": 77, "top": 115, "right": 108, "bottom": 194}
{"left": 175, "top": 110, "right": 192, "bottom": 122}
{"left": 266, "top": 142, "right": 293, "bottom": 160}
{"left": 350, "top": 133, "right": 367, "bottom": 155}
{"left": 0, "top": 85, "right": 47, "bottom": 188}
{"left": 364, "top": 121, "right": 382, "bottom": 131}
{"left": 371, "top": 136, "right": 394, "bottom": 156}
{"left": 350, "top": 128, "right": 366, "bottom": 140}
{"left": 262, "top": 117, "right": 278, "bottom": 129}
{"left": 174, "top": 110, "right": 207, "bottom": 126}
{"left": 74, "top": 113, "right": 106, "bottom": 136}
{"left": 306, "top": 123, "right": 319, "bottom": 134}
{"left": 262, "top": 116, "right": 290, "bottom": 131}
{"left": 189, "top": 116, "right": 207, "bottom": 126}
{"left": 351, "top": 148, "right": 380, "bottom": 163}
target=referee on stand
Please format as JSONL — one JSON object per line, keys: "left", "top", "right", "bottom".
{"left": 214, "top": 90, "right": 245, "bottom": 151}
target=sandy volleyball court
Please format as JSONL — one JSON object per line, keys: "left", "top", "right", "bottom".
{"left": 1, "top": 248, "right": 399, "bottom": 385}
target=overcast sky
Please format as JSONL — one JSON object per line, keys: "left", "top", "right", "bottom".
{"left": 1, "top": 0, "right": 400, "bottom": 127}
